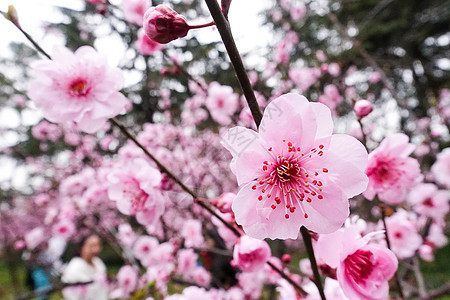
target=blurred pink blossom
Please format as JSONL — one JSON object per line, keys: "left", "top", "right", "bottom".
{"left": 28, "top": 46, "right": 129, "bottom": 133}
{"left": 431, "top": 147, "right": 450, "bottom": 188}
{"left": 231, "top": 235, "right": 271, "bottom": 272}
{"left": 123, "top": 0, "right": 150, "bottom": 25}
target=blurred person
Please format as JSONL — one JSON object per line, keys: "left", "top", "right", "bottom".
{"left": 61, "top": 234, "right": 108, "bottom": 300}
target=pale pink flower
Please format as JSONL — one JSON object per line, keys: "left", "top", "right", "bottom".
{"left": 364, "top": 133, "right": 422, "bottom": 204}
{"left": 52, "top": 219, "right": 75, "bottom": 240}
{"left": 327, "top": 63, "right": 341, "bottom": 76}
{"left": 133, "top": 235, "right": 158, "bottom": 262}
{"left": 316, "top": 227, "right": 398, "bottom": 300}
{"left": 222, "top": 93, "right": 368, "bottom": 239}
{"left": 28, "top": 46, "right": 129, "bottom": 133}
{"left": 353, "top": 99, "right": 373, "bottom": 119}
{"left": 25, "top": 227, "right": 46, "bottom": 250}
{"left": 290, "top": 3, "right": 307, "bottom": 20}
{"left": 288, "top": 67, "right": 321, "bottom": 91}
{"left": 205, "top": 82, "right": 239, "bottom": 125}
{"left": 176, "top": 249, "right": 198, "bottom": 275}
{"left": 231, "top": 235, "right": 271, "bottom": 272}
{"left": 116, "top": 265, "right": 138, "bottom": 297}
{"left": 123, "top": 0, "right": 150, "bottom": 25}
{"left": 408, "top": 183, "right": 449, "bottom": 222}
{"left": 143, "top": 5, "right": 190, "bottom": 44}
{"left": 318, "top": 84, "right": 342, "bottom": 114}
{"left": 108, "top": 158, "right": 163, "bottom": 219}
{"left": 431, "top": 148, "right": 450, "bottom": 188}
{"left": 369, "top": 72, "right": 381, "bottom": 83}
{"left": 192, "top": 267, "right": 211, "bottom": 287}
{"left": 384, "top": 211, "right": 422, "bottom": 259}
{"left": 135, "top": 28, "right": 164, "bottom": 55}
{"left": 117, "top": 223, "right": 136, "bottom": 247}
{"left": 181, "top": 219, "right": 205, "bottom": 248}
{"left": 32, "top": 120, "right": 62, "bottom": 142}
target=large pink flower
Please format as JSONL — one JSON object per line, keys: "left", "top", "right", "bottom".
{"left": 316, "top": 227, "right": 398, "bottom": 300}
{"left": 364, "top": 133, "right": 422, "bottom": 204}
{"left": 28, "top": 46, "right": 129, "bottom": 133}
{"left": 222, "top": 93, "right": 368, "bottom": 239}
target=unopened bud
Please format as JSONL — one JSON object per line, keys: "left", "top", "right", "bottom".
{"left": 354, "top": 99, "right": 373, "bottom": 119}
{"left": 143, "top": 5, "right": 190, "bottom": 44}
{"left": 281, "top": 254, "right": 291, "bottom": 264}
{"left": 6, "top": 5, "right": 20, "bottom": 27}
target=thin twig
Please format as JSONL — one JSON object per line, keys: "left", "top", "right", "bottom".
{"left": 203, "top": 0, "right": 263, "bottom": 126}
{"left": 267, "top": 261, "right": 307, "bottom": 297}
{"left": 300, "top": 227, "right": 326, "bottom": 300}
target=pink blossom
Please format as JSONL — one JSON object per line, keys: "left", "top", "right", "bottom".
{"left": 231, "top": 235, "right": 271, "bottom": 272}
{"left": 14, "top": 240, "right": 26, "bottom": 251}
{"left": 176, "top": 249, "right": 198, "bottom": 275}
{"left": 327, "top": 63, "right": 341, "bottom": 76}
{"left": 408, "top": 183, "right": 449, "bottom": 223}
{"left": 431, "top": 148, "right": 450, "bottom": 188}
{"left": 25, "top": 227, "right": 46, "bottom": 250}
{"left": 52, "top": 219, "right": 75, "bottom": 240}
{"left": 353, "top": 99, "right": 373, "bottom": 119}
{"left": 116, "top": 265, "right": 138, "bottom": 297}
{"left": 117, "top": 223, "right": 136, "bottom": 247}
{"left": 122, "top": 0, "right": 150, "bottom": 25}
{"left": 318, "top": 84, "right": 342, "bottom": 114}
{"left": 87, "top": 0, "right": 104, "bottom": 3}
{"left": 316, "top": 227, "right": 398, "bottom": 300}
{"left": 384, "top": 211, "right": 422, "bottom": 259}
{"left": 369, "top": 72, "right": 381, "bottom": 83}
{"left": 290, "top": 3, "right": 307, "bottom": 20}
{"left": 32, "top": 120, "right": 62, "bottom": 142}
{"left": 133, "top": 235, "right": 159, "bottom": 262}
{"left": 135, "top": 28, "right": 164, "bottom": 55}
{"left": 28, "top": 46, "right": 129, "bottom": 133}
{"left": 108, "top": 158, "right": 163, "bottom": 218}
{"left": 205, "top": 82, "right": 239, "bottom": 125}
{"left": 222, "top": 93, "right": 368, "bottom": 239}
{"left": 181, "top": 219, "right": 205, "bottom": 248}
{"left": 288, "top": 67, "right": 321, "bottom": 92}
{"left": 143, "top": 5, "right": 190, "bottom": 44}
{"left": 364, "top": 133, "right": 422, "bottom": 204}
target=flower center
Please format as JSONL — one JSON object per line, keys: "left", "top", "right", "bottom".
{"left": 122, "top": 176, "right": 149, "bottom": 214}
{"left": 69, "top": 78, "right": 90, "bottom": 97}
{"left": 252, "top": 139, "right": 328, "bottom": 220}
{"left": 344, "top": 249, "right": 374, "bottom": 283}
{"left": 422, "top": 197, "right": 434, "bottom": 207}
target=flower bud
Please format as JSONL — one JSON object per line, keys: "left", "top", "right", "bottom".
{"left": 281, "top": 254, "right": 291, "bottom": 264}
{"left": 5, "top": 5, "right": 20, "bottom": 28}
{"left": 143, "top": 5, "right": 190, "bottom": 44}
{"left": 353, "top": 99, "right": 373, "bottom": 119}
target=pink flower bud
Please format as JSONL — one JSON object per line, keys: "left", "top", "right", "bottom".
{"left": 281, "top": 254, "right": 291, "bottom": 264}
{"left": 143, "top": 5, "right": 190, "bottom": 44}
{"left": 353, "top": 99, "right": 373, "bottom": 119}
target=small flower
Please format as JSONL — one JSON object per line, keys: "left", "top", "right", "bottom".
{"left": 135, "top": 28, "right": 164, "bottom": 55}
{"left": 205, "top": 82, "right": 239, "bottom": 125}
{"left": 231, "top": 235, "right": 271, "bottom": 272}
{"left": 222, "top": 93, "right": 368, "bottom": 239}
{"left": 316, "top": 227, "right": 398, "bottom": 300}
{"left": 143, "top": 5, "right": 190, "bottom": 44}
{"left": 431, "top": 147, "right": 450, "bottom": 188}
{"left": 354, "top": 99, "right": 373, "bottom": 119}
{"left": 28, "top": 46, "right": 129, "bottom": 133}
{"left": 123, "top": 0, "right": 150, "bottom": 25}
{"left": 364, "top": 133, "right": 422, "bottom": 204}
